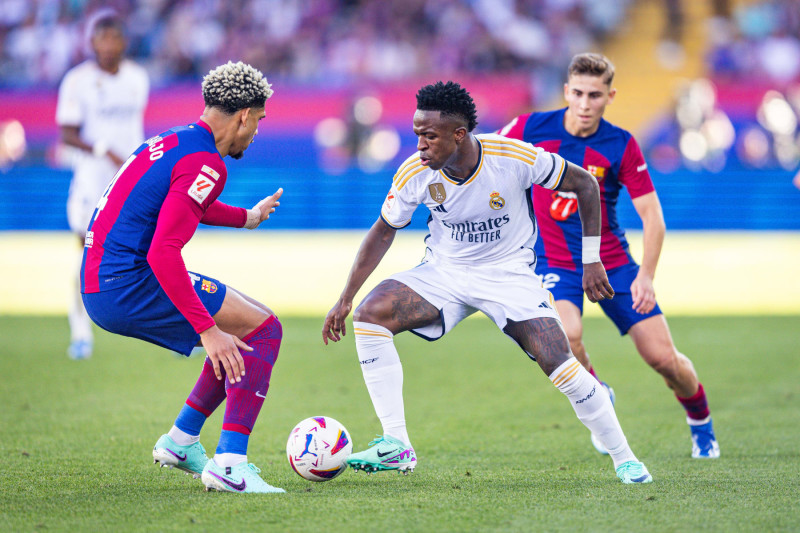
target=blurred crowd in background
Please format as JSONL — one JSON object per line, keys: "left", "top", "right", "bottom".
{"left": 2, "top": 0, "right": 628, "bottom": 99}
{"left": 706, "top": 0, "right": 800, "bottom": 84}
{"left": 2, "top": 0, "right": 800, "bottom": 90}
{"left": 0, "top": 0, "right": 799, "bottom": 232}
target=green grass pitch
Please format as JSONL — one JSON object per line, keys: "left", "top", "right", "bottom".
{"left": 2, "top": 315, "right": 798, "bottom": 532}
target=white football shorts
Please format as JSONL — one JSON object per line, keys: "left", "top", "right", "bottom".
{"left": 388, "top": 259, "right": 561, "bottom": 341}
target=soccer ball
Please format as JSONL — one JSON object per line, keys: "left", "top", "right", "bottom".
{"left": 286, "top": 416, "right": 352, "bottom": 482}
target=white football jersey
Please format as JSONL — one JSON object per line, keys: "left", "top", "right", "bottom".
{"left": 381, "top": 133, "right": 567, "bottom": 266}
{"left": 56, "top": 58, "right": 149, "bottom": 175}
{"left": 57, "top": 59, "right": 149, "bottom": 231}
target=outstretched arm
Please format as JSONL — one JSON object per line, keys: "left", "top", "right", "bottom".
{"left": 557, "top": 161, "right": 614, "bottom": 302}
{"left": 200, "top": 188, "right": 283, "bottom": 229}
{"left": 322, "top": 218, "right": 397, "bottom": 344}
{"left": 631, "top": 191, "right": 665, "bottom": 313}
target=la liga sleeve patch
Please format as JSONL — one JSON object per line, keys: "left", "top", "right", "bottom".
{"left": 188, "top": 173, "right": 216, "bottom": 204}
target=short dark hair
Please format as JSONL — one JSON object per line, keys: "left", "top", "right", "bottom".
{"left": 568, "top": 53, "right": 615, "bottom": 86}
{"left": 416, "top": 81, "right": 478, "bottom": 132}
{"left": 90, "top": 11, "right": 124, "bottom": 36}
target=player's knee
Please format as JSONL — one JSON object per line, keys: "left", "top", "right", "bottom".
{"left": 241, "top": 315, "right": 282, "bottom": 367}
{"left": 266, "top": 314, "right": 282, "bottom": 339}
{"left": 245, "top": 312, "right": 282, "bottom": 341}
{"left": 353, "top": 299, "right": 387, "bottom": 324}
{"left": 647, "top": 350, "right": 678, "bottom": 377}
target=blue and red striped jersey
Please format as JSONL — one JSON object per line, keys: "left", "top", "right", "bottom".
{"left": 80, "top": 120, "right": 230, "bottom": 332}
{"left": 500, "top": 108, "right": 654, "bottom": 271}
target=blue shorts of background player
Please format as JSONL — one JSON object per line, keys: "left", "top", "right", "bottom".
{"left": 82, "top": 270, "right": 227, "bottom": 356}
{"left": 539, "top": 263, "right": 661, "bottom": 335}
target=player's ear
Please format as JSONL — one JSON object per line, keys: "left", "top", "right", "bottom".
{"left": 454, "top": 126, "right": 467, "bottom": 143}
{"left": 607, "top": 87, "right": 617, "bottom": 105}
{"left": 239, "top": 107, "right": 251, "bottom": 128}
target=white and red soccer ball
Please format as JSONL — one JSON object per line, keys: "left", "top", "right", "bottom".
{"left": 286, "top": 416, "right": 352, "bottom": 482}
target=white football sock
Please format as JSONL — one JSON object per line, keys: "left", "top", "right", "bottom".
{"left": 168, "top": 425, "right": 200, "bottom": 446}
{"left": 354, "top": 322, "right": 411, "bottom": 447}
{"left": 213, "top": 453, "right": 247, "bottom": 468}
{"left": 69, "top": 259, "right": 93, "bottom": 342}
{"left": 550, "top": 358, "right": 637, "bottom": 468}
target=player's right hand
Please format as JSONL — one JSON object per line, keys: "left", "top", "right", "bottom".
{"left": 322, "top": 299, "right": 352, "bottom": 345}
{"left": 199, "top": 325, "right": 252, "bottom": 384}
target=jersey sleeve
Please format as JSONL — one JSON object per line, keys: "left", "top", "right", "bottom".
{"left": 496, "top": 113, "right": 530, "bottom": 140}
{"left": 508, "top": 140, "right": 567, "bottom": 191}
{"left": 201, "top": 200, "right": 247, "bottom": 227}
{"left": 618, "top": 135, "right": 655, "bottom": 199}
{"left": 147, "top": 153, "right": 227, "bottom": 333}
{"left": 380, "top": 156, "right": 423, "bottom": 228}
{"left": 55, "top": 69, "right": 83, "bottom": 126}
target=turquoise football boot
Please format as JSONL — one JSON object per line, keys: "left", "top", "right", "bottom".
{"left": 615, "top": 460, "right": 653, "bottom": 484}
{"left": 346, "top": 435, "right": 416, "bottom": 474}
{"left": 152, "top": 434, "right": 209, "bottom": 478}
{"left": 202, "top": 461, "right": 285, "bottom": 493}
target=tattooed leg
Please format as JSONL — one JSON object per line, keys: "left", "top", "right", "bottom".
{"left": 503, "top": 317, "right": 572, "bottom": 375}
{"left": 354, "top": 279, "right": 440, "bottom": 334}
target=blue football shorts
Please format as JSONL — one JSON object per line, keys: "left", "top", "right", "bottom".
{"left": 537, "top": 262, "right": 662, "bottom": 335}
{"left": 83, "top": 270, "right": 227, "bottom": 356}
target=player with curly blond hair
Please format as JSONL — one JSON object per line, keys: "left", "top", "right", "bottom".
{"left": 81, "top": 61, "right": 286, "bottom": 493}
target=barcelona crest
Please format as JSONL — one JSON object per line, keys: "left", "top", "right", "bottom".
{"left": 201, "top": 279, "right": 218, "bottom": 294}
{"left": 586, "top": 165, "right": 607, "bottom": 181}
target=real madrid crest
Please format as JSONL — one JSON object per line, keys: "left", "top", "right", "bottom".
{"left": 489, "top": 191, "right": 505, "bottom": 210}
{"left": 428, "top": 183, "right": 446, "bottom": 204}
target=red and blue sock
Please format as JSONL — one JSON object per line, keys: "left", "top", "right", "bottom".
{"left": 174, "top": 356, "right": 227, "bottom": 437}
{"left": 216, "top": 315, "right": 282, "bottom": 457}
{"left": 677, "top": 382, "right": 711, "bottom": 423}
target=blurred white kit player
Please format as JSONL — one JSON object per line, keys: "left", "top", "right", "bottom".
{"left": 56, "top": 11, "right": 149, "bottom": 359}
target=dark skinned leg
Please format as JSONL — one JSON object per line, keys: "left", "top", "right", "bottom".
{"left": 504, "top": 316, "right": 642, "bottom": 471}
{"left": 354, "top": 279, "right": 440, "bottom": 335}
{"left": 502, "top": 317, "right": 573, "bottom": 376}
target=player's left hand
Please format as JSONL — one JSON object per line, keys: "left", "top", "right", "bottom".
{"left": 582, "top": 262, "right": 615, "bottom": 303}
{"left": 631, "top": 271, "right": 656, "bottom": 314}
{"left": 245, "top": 188, "right": 283, "bottom": 229}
